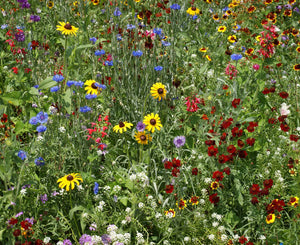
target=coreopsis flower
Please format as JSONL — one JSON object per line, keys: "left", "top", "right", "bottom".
{"left": 165, "top": 184, "right": 174, "bottom": 194}
{"left": 56, "top": 21, "right": 78, "bottom": 36}
{"left": 143, "top": 113, "right": 162, "bottom": 133}
{"left": 266, "top": 213, "right": 275, "bottom": 224}
{"left": 176, "top": 199, "right": 187, "bottom": 210}
{"left": 211, "top": 181, "right": 219, "bottom": 190}
{"left": 134, "top": 131, "right": 152, "bottom": 145}
{"left": 150, "top": 83, "right": 167, "bottom": 101}
{"left": 165, "top": 209, "right": 176, "bottom": 218}
{"left": 57, "top": 173, "right": 83, "bottom": 191}
{"left": 113, "top": 121, "right": 133, "bottom": 133}
{"left": 212, "top": 171, "right": 224, "bottom": 182}
{"left": 209, "top": 193, "right": 220, "bottom": 204}
{"left": 289, "top": 196, "right": 299, "bottom": 206}
{"left": 189, "top": 196, "right": 199, "bottom": 205}
{"left": 231, "top": 98, "right": 241, "bottom": 108}
{"left": 208, "top": 145, "right": 218, "bottom": 157}
{"left": 218, "top": 26, "right": 227, "bottom": 32}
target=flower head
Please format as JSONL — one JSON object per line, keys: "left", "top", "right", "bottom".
{"left": 150, "top": 83, "right": 167, "bottom": 101}
{"left": 136, "top": 121, "right": 146, "bottom": 132}
{"left": 173, "top": 136, "right": 186, "bottom": 148}
{"left": 143, "top": 113, "right": 162, "bottom": 133}
{"left": 17, "top": 150, "right": 27, "bottom": 160}
{"left": 56, "top": 21, "right": 78, "bottom": 36}
{"left": 57, "top": 173, "right": 83, "bottom": 191}
{"left": 134, "top": 131, "right": 152, "bottom": 145}
{"left": 113, "top": 121, "right": 133, "bottom": 133}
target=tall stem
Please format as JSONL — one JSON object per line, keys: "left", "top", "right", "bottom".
{"left": 63, "top": 35, "right": 68, "bottom": 92}
{"left": 69, "top": 192, "right": 81, "bottom": 237}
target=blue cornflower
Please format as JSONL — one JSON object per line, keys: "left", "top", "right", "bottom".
{"left": 94, "top": 182, "right": 99, "bottom": 194}
{"left": 113, "top": 7, "right": 122, "bottom": 16}
{"left": 75, "top": 81, "right": 84, "bottom": 87}
{"left": 116, "top": 34, "right": 122, "bottom": 41}
{"left": 50, "top": 86, "right": 60, "bottom": 92}
{"left": 231, "top": 54, "right": 243, "bottom": 61}
{"left": 36, "top": 111, "right": 48, "bottom": 124}
{"left": 192, "top": 15, "right": 198, "bottom": 20}
{"left": 161, "top": 41, "right": 171, "bottom": 47}
{"left": 18, "top": 150, "right": 27, "bottom": 160}
{"left": 52, "top": 74, "right": 64, "bottom": 82}
{"left": 104, "top": 61, "right": 113, "bottom": 66}
{"left": 98, "top": 84, "right": 107, "bottom": 90}
{"left": 85, "top": 94, "right": 97, "bottom": 100}
{"left": 67, "top": 81, "right": 75, "bottom": 87}
{"left": 132, "top": 50, "right": 143, "bottom": 57}
{"left": 154, "top": 66, "right": 163, "bottom": 71}
{"left": 173, "top": 136, "right": 186, "bottom": 148}
{"left": 127, "top": 24, "right": 136, "bottom": 30}
{"left": 1, "top": 24, "right": 8, "bottom": 29}
{"left": 136, "top": 122, "right": 146, "bottom": 132}
{"left": 80, "top": 106, "right": 91, "bottom": 113}
{"left": 153, "top": 28, "right": 162, "bottom": 35}
{"left": 34, "top": 157, "right": 45, "bottom": 166}
{"left": 90, "top": 37, "right": 97, "bottom": 44}
{"left": 36, "top": 125, "right": 47, "bottom": 133}
{"left": 29, "top": 117, "right": 38, "bottom": 125}
{"left": 170, "top": 4, "right": 181, "bottom": 10}
{"left": 95, "top": 49, "right": 105, "bottom": 56}
{"left": 33, "top": 85, "right": 39, "bottom": 89}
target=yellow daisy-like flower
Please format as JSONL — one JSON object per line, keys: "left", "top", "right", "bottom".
{"left": 176, "top": 199, "right": 187, "bottom": 210}
{"left": 186, "top": 7, "right": 200, "bottom": 16}
{"left": 84, "top": 80, "right": 100, "bottom": 95}
{"left": 211, "top": 181, "right": 220, "bottom": 190}
{"left": 199, "top": 47, "right": 207, "bottom": 52}
{"left": 218, "top": 26, "right": 227, "bottom": 32}
{"left": 165, "top": 209, "right": 176, "bottom": 218}
{"left": 255, "top": 35, "right": 262, "bottom": 42}
{"left": 150, "top": 83, "right": 167, "bottom": 101}
{"left": 134, "top": 131, "right": 152, "bottom": 145}
{"left": 206, "top": 55, "right": 212, "bottom": 61}
{"left": 143, "top": 113, "right": 162, "bottom": 133}
{"left": 289, "top": 196, "right": 299, "bottom": 206}
{"left": 113, "top": 121, "right": 133, "bottom": 133}
{"left": 47, "top": 0, "right": 54, "bottom": 8}
{"left": 266, "top": 213, "right": 275, "bottom": 224}
{"left": 228, "top": 35, "right": 237, "bottom": 43}
{"left": 93, "top": 0, "right": 100, "bottom": 5}
{"left": 57, "top": 173, "right": 83, "bottom": 191}
{"left": 56, "top": 21, "right": 79, "bottom": 36}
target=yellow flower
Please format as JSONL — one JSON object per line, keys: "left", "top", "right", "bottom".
{"left": 47, "top": 0, "right": 54, "bottom": 8}
{"left": 256, "top": 35, "right": 262, "bottom": 42}
{"left": 218, "top": 26, "right": 227, "bottom": 32}
{"left": 186, "top": 7, "right": 201, "bottom": 16}
{"left": 289, "top": 196, "right": 299, "bottom": 206}
{"left": 143, "top": 113, "right": 162, "bottom": 133}
{"left": 211, "top": 181, "right": 219, "bottom": 190}
{"left": 199, "top": 47, "right": 207, "bottom": 52}
{"left": 93, "top": 0, "right": 100, "bottom": 5}
{"left": 176, "top": 199, "right": 187, "bottom": 210}
{"left": 165, "top": 209, "right": 176, "bottom": 218}
{"left": 57, "top": 173, "right": 83, "bottom": 191}
{"left": 150, "top": 83, "right": 167, "bottom": 101}
{"left": 134, "top": 131, "right": 152, "bottom": 145}
{"left": 113, "top": 121, "right": 133, "bottom": 133}
{"left": 228, "top": 35, "right": 237, "bottom": 43}
{"left": 206, "top": 55, "right": 212, "bottom": 61}
{"left": 56, "top": 21, "right": 79, "bottom": 36}
{"left": 84, "top": 80, "right": 100, "bottom": 95}
{"left": 266, "top": 213, "right": 275, "bottom": 224}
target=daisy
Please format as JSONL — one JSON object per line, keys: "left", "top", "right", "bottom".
{"left": 150, "top": 83, "right": 167, "bottom": 101}
{"left": 143, "top": 113, "right": 162, "bottom": 133}
{"left": 113, "top": 121, "right": 133, "bottom": 133}
{"left": 134, "top": 131, "right": 152, "bottom": 145}
{"left": 57, "top": 173, "right": 83, "bottom": 191}
{"left": 56, "top": 21, "right": 78, "bottom": 36}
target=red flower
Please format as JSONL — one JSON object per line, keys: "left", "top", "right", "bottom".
{"left": 239, "top": 236, "right": 248, "bottom": 244}
{"left": 212, "top": 171, "right": 224, "bottom": 182}
{"left": 209, "top": 193, "right": 220, "bottom": 204}
{"left": 246, "top": 242, "right": 254, "bottom": 245}
{"left": 279, "top": 91, "right": 289, "bottom": 99}
{"left": 238, "top": 150, "right": 247, "bottom": 158}
{"left": 218, "top": 154, "right": 229, "bottom": 164}
{"left": 290, "top": 134, "right": 299, "bottom": 142}
{"left": 1, "top": 113, "right": 8, "bottom": 123}
{"left": 20, "top": 220, "right": 32, "bottom": 230}
{"left": 205, "top": 140, "right": 215, "bottom": 146}
{"left": 227, "top": 145, "right": 236, "bottom": 154}
{"left": 207, "top": 145, "right": 218, "bottom": 157}
{"left": 172, "top": 168, "right": 180, "bottom": 177}
{"left": 8, "top": 218, "right": 18, "bottom": 225}
{"left": 262, "top": 88, "right": 270, "bottom": 94}
{"left": 232, "top": 98, "right": 241, "bottom": 108}
{"left": 220, "top": 118, "right": 233, "bottom": 129}
{"left": 278, "top": 115, "right": 287, "bottom": 122}
{"left": 231, "top": 127, "right": 243, "bottom": 137}
{"left": 164, "top": 161, "right": 172, "bottom": 169}
{"left": 238, "top": 139, "right": 245, "bottom": 148}
{"left": 280, "top": 123, "right": 290, "bottom": 132}
{"left": 223, "top": 167, "right": 231, "bottom": 175}
{"left": 172, "top": 158, "right": 181, "bottom": 168}
{"left": 263, "top": 179, "right": 273, "bottom": 189}
{"left": 12, "top": 67, "right": 18, "bottom": 74}
{"left": 13, "top": 229, "right": 21, "bottom": 237}
{"left": 268, "top": 118, "right": 277, "bottom": 124}
{"left": 246, "top": 138, "right": 255, "bottom": 146}
{"left": 192, "top": 168, "right": 198, "bottom": 175}
{"left": 165, "top": 184, "right": 174, "bottom": 194}
{"left": 251, "top": 197, "right": 259, "bottom": 205}
{"left": 249, "top": 184, "right": 260, "bottom": 195}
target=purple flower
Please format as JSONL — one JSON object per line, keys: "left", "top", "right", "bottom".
{"left": 173, "top": 136, "right": 186, "bottom": 148}
{"left": 36, "top": 125, "right": 47, "bottom": 133}
{"left": 30, "top": 15, "right": 40, "bottom": 22}
{"left": 63, "top": 239, "right": 72, "bottom": 245}
{"left": 34, "top": 157, "right": 45, "bottom": 166}
{"left": 36, "top": 111, "right": 48, "bottom": 124}
{"left": 15, "top": 31, "right": 25, "bottom": 42}
{"left": 101, "top": 234, "right": 112, "bottom": 245}
{"left": 25, "top": 217, "right": 34, "bottom": 225}
{"left": 136, "top": 121, "right": 146, "bottom": 132}
{"left": 40, "top": 194, "right": 48, "bottom": 204}
{"left": 15, "top": 212, "right": 23, "bottom": 218}
{"left": 79, "top": 234, "right": 92, "bottom": 245}
{"left": 18, "top": 150, "right": 27, "bottom": 160}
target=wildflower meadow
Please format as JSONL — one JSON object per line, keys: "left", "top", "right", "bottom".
{"left": 1, "top": 0, "right": 300, "bottom": 244}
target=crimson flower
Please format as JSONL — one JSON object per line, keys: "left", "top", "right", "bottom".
{"left": 192, "top": 168, "right": 198, "bottom": 175}
{"left": 290, "top": 135, "right": 299, "bottom": 142}
{"left": 239, "top": 236, "right": 248, "bottom": 244}
{"left": 251, "top": 197, "right": 259, "bottom": 205}
{"left": 232, "top": 98, "right": 241, "bottom": 108}
{"left": 227, "top": 145, "right": 237, "bottom": 154}
{"left": 238, "top": 139, "right": 245, "bottom": 148}
{"left": 246, "top": 138, "right": 255, "bottom": 146}
{"left": 207, "top": 145, "right": 218, "bottom": 157}
{"left": 212, "top": 171, "right": 224, "bottom": 182}
{"left": 280, "top": 123, "right": 290, "bottom": 132}
{"left": 218, "top": 154, "right": 229, "bottom": 164}
{"left": 279, "top": 91, "right": 289, "bottom": 99}
{"left": 209, "top": 193, "right": 220, "bottom": 204}
{"left": 223, "top": 167, "right": 231, "bottom": 175}
{"left": 165, "top": 184, "right": 174, "bottom": 194}
{"left": 238, "top": 150, "right": 247, "bottom": 158}
{"left": 263, "top": 179, "right": 273, "bottom": 189}
{"left": 172, "top": 168, "right": 180, "bottom": 177}
{"left": 250, "top": 184, "right": 260, "bottom": 195}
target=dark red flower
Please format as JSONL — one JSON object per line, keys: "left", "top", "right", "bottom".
{"left": 192, "top": 168, "right": 198, "bottom": 175}
{"left": 249, "top": 184, "right": 260, "bottom": 195}
{"left": 172, "top": 168, "right": 180, "bottom": 177}
{"left": 232, "top": 98, "right": 241, "bottom": 108}
{"left": 165, "top": 184, "right": 174, "bottom": 194}
{"left": 218, "top": 154, "right": 229, "bottom": 164}
{"left": 223, "top": 167, "right": 231, "bottom": 175}
{"left": 280, "top": 123, "right": 290, "bottom": 132}
{"left": 251, "top": 197, "right": 259, "bottom": 205}
{"left": 246, "top": 125, "right": 255, "bottom": 132}
{"left": 239, "top": 236, "right": 248, "bottom": 244}
{"left": 268, "top": 118, "right": 277, "bottom": 124}
{"left": 220, "top": 118, "right": 233, "bottom": 129}
{"left": 290, "top": 134, "right": 299, "bottom": 142}
{"left": 246, "top": 242, "right": 254, "bottom": 245}
{"left": 20, "top": 220, "right": 32, "bottom": 230}
{"left": 238, "top": 150, "right": 247, "bottom": 158}
{"left": 246, "top": 138, "right": 255, "bottom": 146}
{"left": 209, "top": 193, "right": 220, "bottom": 204}
{"left": 8, "top": 218, "right": 18, "bottom": 226}
{"left": 13, "top": 229, "right": 21, "bottom": 237}
{"left": 263, "top": 179, "right": 273, "bottom": 189}
{"left": 278, "top": 115, "right": 287, "bottom": 122}
{"left": 207, "top": 145, "right": 218, "bottom": 157}
{"left": 212, "top": 171, "right": 224, "bottom": 182}
{"left": 262, "top": 88, "right": 270, "bottom": 94}
{"left": 172, "top": 158, "right": 181, "bottom": 168}
{"left": 205, "top": 140, "right": 215, "bottom": 146}
{"left": 279, "top": 91, "right": 289, "bottom": 99}
{"left": 35, "top": 240, "right": 44, "bottom": 245}
{"left": 238, "top": 139, "right": 245, "bottom": 148}
{"left": 164, "top": 161, "right": 172, "bottom": 169}
{"left": 227, "top": 145, "right": 236, "bottom": 154}
{"left": 1, "top": 113, "right": 8, "bottom": 123}
{"left": 258, "top": 188, "right": 269, "bottom": 197}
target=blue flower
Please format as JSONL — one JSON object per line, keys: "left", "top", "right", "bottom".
{"left": 75, "top": 81, "right": 84, "bottom": 87}
{"left": 67, "top": 81, "right": 75, "bottom": 87}
{"left": 34, "top": 157, "right": 45, "bottom": 166}
{"left": 161, "top": 41, "right": 171, "bottom": 47}
{"left": 18, "top": 150, "right": 27, "bottom": 160}
{"left": 153, "top": 28, "right": 162, "bottom": 35}
{"left": 170, "top": 4, "right": 181, "bottom": 10}
{"left": 90, "top": 37, "right": 97, "bottom": 44}
{"left": 29, "top": 117, "right": 38, "bottom": 125}
{"left": 192, "top": 15, "right": 198, "bottom": 20}
{"left": 104, "top": 61, "right": 113, "bottom": 66}
{"left": 95, "top": 50, "right": 105, "bottom": 56}
{"left": 50, "top": 86, "right": 60, "bottom": 92}
{"left": 223, "top": 7, "right": 230, "bottom": 12}
{"left": 33, "top": 85, "right": 39, "bottom": 89}
{"left": 98, "top": 84, "right": 107, "bottom": 90}
{"left": 36, "top": 111, "right": 48, "bottom": 124}
{"left": 52, "top": 74, "right": 64, "bottom": 82}
{"left": 94, "top": 182, "right": 99, "bottom": 194}
{"left": 154, "top": 66, "right": 163, "bottom": 71}
{"left": 231, "top": 54, "right": 243, "bottom": 61}
{"left": 116, "top": 34, "right": 122, "bottom": 41}
{"left": 173, "top": 136, "right": 186, "bottom": 148}
{"left": 85, "top": 94, "right": 97, "bottom": 100}
{"left": 132, "top": 50, "right": 143, "bottom": 57}
{"left": 1, "top": 24, "right": 8, "bottom": 29}
{"left": 127, "top": 24, "right": 136, "bottom": 30}
{"left": 36, "top": 125, "right": 47, "bottom": 133}
{"left": 80, "top": 106, "right": 91, "bottom": 113}
{"left": 113, "top": 7, "right": 122, "bottom": 16}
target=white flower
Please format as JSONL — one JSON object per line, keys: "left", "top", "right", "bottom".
{"left": 136, "top": 232, "right": 144, "bottom": 244}
{"left": 155, "top": 212, "right": 162, "bottom": 219}
{"left": 212, "top": 221, "right": 219, "bottom": 227}
{"left": 96, "top": 201, "right": 106, "bottom": 212}
{"left": 280, "top": 103, "right": 291, "bottom": 116}
{"left": 211, "top": 213, "right": 217, "bottom": 218}
{"left": 218, "top": 226, "right": 225, "bottom": 232}
{"left": 36, "top": 135, "right": 44, "bottom": 141}
{"left": 204, "top": 178, "right": 212, "bottom": 184}
{"left": 216, "top": 214, "right": 222, "bottom": 220}
{"left": 221, "top": 234, "right": 228, "bottom": 241}
{"left": 184, "top": 237, "right": 191, "bottom": 242}
{"left": 199, "top": 199, "right": 205, "bottom": 204}
{"left": 103, "top": 186, "right": 111, "bottom": 192}
{"left": 233, "top": 234, "right": 239, "bottom": 240}
{"left": 56, "top": 242, "right": 63, "bottom": 245}
{"left": 58, "top": 126, "right": 66, "bottom": 133}
{"left": 121, "top": 220, "right": 127, "bottom": 225}
{"left": 20, "top": 189, "right": 27, "bottom": 196}
{"left": 43, "top": 237, "right": 51, "bottom": 243}
{"left": 107, "top": 224, "right": 118, "bottom": 233}
{"left": 208, "top": 234, "right": 215, "bottom": 241}
{"left": 129, "top": 174, "right": 136, "bottom": 181}
{"left": 113, "top": 185, "right": 121, "bottom": 193}
{"left": 167, "top": 228, "right": 173, "bottom": 233}
{"left": 259, "top": 235, "right": 266, "bottom": 240}
{"left": 77, "top": 185, "right": 83, "bottom": 191}
{"left": 138, "top": 202, "right": 144, "bottom": 209}
{"left": 163, "top": 240, "right": 170, "bottom": 245}
{"left": 125, "top": 207, "right": 131, "bottom": 213}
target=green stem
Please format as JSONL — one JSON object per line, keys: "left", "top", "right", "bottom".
{"left": 63, "top": 36, "right": 68, "bottom": 92}
{"left": 69, "top": 193, "right": 81, "bottom": 237}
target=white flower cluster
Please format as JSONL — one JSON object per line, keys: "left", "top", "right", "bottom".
{"left": 136, "top": 232, "right": 145, "bottom": 244}
{"left": 106, "top": 225, "right": 131, "bottom": 245}
{"left": 95, "top": 201, "right": 106, "bottom": 212}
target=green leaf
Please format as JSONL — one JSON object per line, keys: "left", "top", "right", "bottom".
{"left": 39, "top": 77, "right": 57, "bottom": 90}
{"left": 29, "top": 87, "right": 39, "bottom": 95}
{"left": 63, "top": 89, "right": 72, "bottom": 114}
{"left": 69, "top": 205, "right": 85, "bottom": 220}
{"left": 0, "top": 91, "right": 22, "bottom": 106}
{"left": 238, "top": 192, "right": 244, "bottom": 206}
{"left": 119, "top": 196, "right": 128, "bottom": 206}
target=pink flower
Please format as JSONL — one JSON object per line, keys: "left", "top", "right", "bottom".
{"left": 253, "top": 64, "right": 260, "bottom": 70}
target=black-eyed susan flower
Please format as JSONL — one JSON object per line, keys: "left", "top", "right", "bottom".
{"left": 218, "top": 26, "right": 227, "bottom": 32}
{"left": 57, "top": 173, "right": 83, "bottom": 191}
{"left": 84, "top": 80, "right": 100, "bottom": 95}
{"left": 176, "top": 199, "right": 187, "bottom": 210}
{"left": 186, "top": 6, "right": 201, "bottom": 16}
{"left": 150, "top": 83, "right": 167, "bottom": 101}
{"left": 47, "top": 0, "right": 54, "bottom": 8}
{"left": 266, "top": 213, "right": 275, "bottom": 224}
{"left": 113, "top": 121, "right": 133, "bottom": 133}
{"left": 134, "top": 131, "right": 152, "bottom": 145}
{"left": 56, "top": 21, "right": 79, "bottom": 36}
{"left": 143, "top": 113, "right": 162, "bottom": 133}
{"left": 213, "top": 14, "right": 219, "bottom": 21}
{"left": 293, "top": 64, "right": 300, "bottom": 71}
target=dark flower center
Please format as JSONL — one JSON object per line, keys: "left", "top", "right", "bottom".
{"left": 91, "top": 83, "right": 98, "bottom": 89}
{"left": 67, "top": 175, "right": 74, "bottom": 181}
{"left": 158, "top": 88, "right": 164, "bottom": 94}
{"left": 140, "top": 135, "right": 146, "bottom": 141}
{"left": 191, "top": 6, "right": 196, "bottom": 11}
{"left": 64, "top": 23, "right": 72, "bottom": 30}
{"left": 119, "top": 121, "right": 125, "bottom": 128}
{"left": 150, "top": 119, "right": 156, "bottom": 125}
